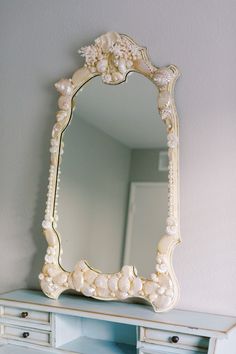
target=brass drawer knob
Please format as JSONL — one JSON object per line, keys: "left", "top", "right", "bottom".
{"left": 171, "top": 335, "right": 179, "bottom": 343}
{"left": 21, "top": 311, "right": 28, "bottom": 318}
{"left": 22, "top": 332, "right": 30, "bottom": 338}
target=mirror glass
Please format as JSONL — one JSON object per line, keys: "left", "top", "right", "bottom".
{"left": 56, "top": 73, "right": 168, "bottom": 277}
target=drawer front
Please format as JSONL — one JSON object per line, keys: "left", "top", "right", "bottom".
{"left": 138, "top": 341, "right": 204, "bottom": 354}
{"left": 2, "top": 306, "right": 50, "bottom": 325}
{"left": 140, "top": 327, "right": 209, "bottom": 351}
{"left": 139, "top": 349, "right": 202, "bottom": 354}
{"left": 1, "top": 324, "right": 51, "bottom": 346}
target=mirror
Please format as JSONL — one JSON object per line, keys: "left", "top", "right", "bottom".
{"left": 57, "top": 73, "right": 168, "bottom": 277}
{"left": 40, "top": 32, "right": 180, "bottom": 312}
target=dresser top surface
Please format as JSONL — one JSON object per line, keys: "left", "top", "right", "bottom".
{"left": 0, "top": 290, "right": 235, "bottom": 337}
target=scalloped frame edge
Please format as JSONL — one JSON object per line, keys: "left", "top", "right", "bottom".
{"left": 39, "top": 32, "right": 181, "bottom": 313}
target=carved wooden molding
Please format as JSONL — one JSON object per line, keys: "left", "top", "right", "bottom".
{"left": 39, "top": 32, "right": 181, "bottom": 312}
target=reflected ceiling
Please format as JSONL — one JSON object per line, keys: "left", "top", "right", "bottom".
{"left": 74, "top": 73, "right": 166, "bottom": 149}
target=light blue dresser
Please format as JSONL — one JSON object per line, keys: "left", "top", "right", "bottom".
{"left": 0, "top": 290, "right": 235, "bottom": 353}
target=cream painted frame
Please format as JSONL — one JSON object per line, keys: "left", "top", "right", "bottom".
{"left": 39, "top": 32, "right": 181, "bottom": 312}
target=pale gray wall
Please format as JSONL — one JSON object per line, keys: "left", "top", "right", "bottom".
{"left": 58, "top": 118, "right": 131, "bottom": 272}
{"left": 0, "top": 0, "right": 236, "bottom": 316}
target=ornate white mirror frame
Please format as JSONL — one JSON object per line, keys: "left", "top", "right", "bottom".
{"left": 39, "top": 32, "right": 181, "bottom": 312}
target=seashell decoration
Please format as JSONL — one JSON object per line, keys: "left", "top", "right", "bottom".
{"left": 56, "top": 110, "right": 68, "bottom": 122}
{"left": 96, "top": 287, "right": 110, "bottom": 298}
{"left": 144, "top": 281, "right": 158, "bottom": 296}
{"left": 95, "top": 32, "right": 121, "bottom": 53}
{"left": 96, "top": 59, "right": 108, "bottom": 73}
{"left": 58, "top": 96, "right": 71, "bottom": 111}
{"left": 78, "top": 32, "right": 143, "bottom": 84}
{"left": 160, "top": 108, "right": 172, "bottom": 121}
{"left": 53, "top": 272, "right": 68, "bottom": 286}
{"left": 158, "top": 91, "right": 171, "bottom": 110}
{"left": 40, "top": 32, "right": 180, "bottom": 312}
{"left": 167, "top": 133, "right": 179, "bottom": 149}
{"left": 155, "top": 254, "right": 169, "bottom": 274}
{"left": 84, "top": 269, "right": 97, "bottom": 284}
{"left": 108, "top": 275, "right": 119, "bottom": 292}
{"left": 131, "top": 277, "right": 143, "bottom": 294}
{"left": 54, "top": 79, "right": 74, "bottom": 96}
{"left": 153, "top": 68, "right": 174, "bottom": 87}
{"left": 39, "top": 257, "right": 175, "bottom": 309}
{"left": 166, "top": 217, "right": 178, "bottom": 236}
{"left": 72, "top": 271, "right": 84, "bottom": 291}
{"left": 118, "top": 276, "right": 131, "bottom": 293}
{"left": 117, "top": 291, "right": 129, "bottom": 300}
{"left": 95, "top": 275, "right": 108, "bottom": 289}
{"left": 81, "top": 284, "right": 95, "bottom": 297}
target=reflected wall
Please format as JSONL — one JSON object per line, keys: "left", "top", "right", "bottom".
{"left": 57, "top": 74, "right": 168, "bottom": 274}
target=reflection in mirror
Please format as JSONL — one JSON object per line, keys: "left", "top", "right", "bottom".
{"left": 57, "top": 73, "right": 168, "bottom": 277}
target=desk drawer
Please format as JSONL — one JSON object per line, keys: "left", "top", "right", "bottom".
{"left": 1, "top": 324, "right": 51, "bottom": 346}
{"left": 1, "top": 306, "right": 50, "bottom": 326}
{"left": 140, "top": 327, "right": 209, "bottom": 351}
{"left": 139, "top": 345, "right": 204, "bottom": 354}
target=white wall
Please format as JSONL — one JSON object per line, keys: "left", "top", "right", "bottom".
{"left": 0, "top": 0, "right": 235, "bottom": 316}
